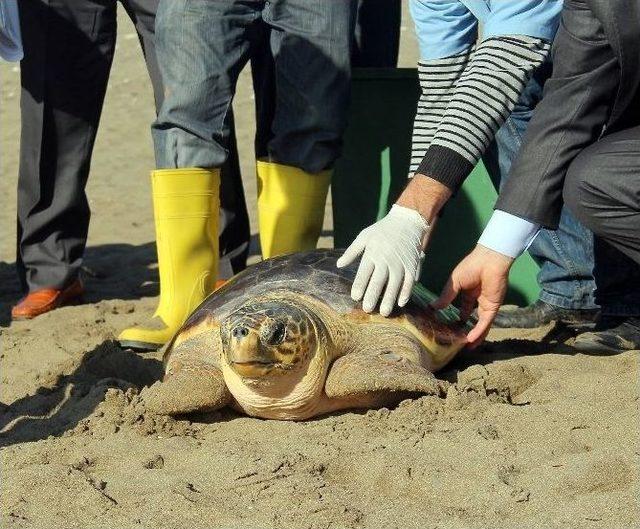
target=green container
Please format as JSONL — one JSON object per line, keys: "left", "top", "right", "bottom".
{"left": 332, "top": 68, "right": 540, "bottom": 305}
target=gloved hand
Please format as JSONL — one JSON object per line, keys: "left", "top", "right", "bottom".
{"left": 336, "top": 204, "right": 430, "bottom": 317}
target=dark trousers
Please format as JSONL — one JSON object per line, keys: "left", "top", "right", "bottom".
{"left": 15, "top": 0, "right": 254, "bottom": 288}
{"left": 17, "top": 0, "right": 163, "bottom": 291}
{"left": 564, "top": 124, "right": 640, "bottom": 316}
{"left": 352, "top": 0, "right": 401, "bottom": 68}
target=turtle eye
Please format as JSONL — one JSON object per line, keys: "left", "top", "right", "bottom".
{"left": 261, "top": 320, "right": 287, "bottom": 346}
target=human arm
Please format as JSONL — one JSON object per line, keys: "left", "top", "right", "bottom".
{"left": 431, "top": 244, "right": 513, "bottom": 349}
{"left": 337, "top": 0, "right": 474, "bottom": 317}
{"left": 431, "top": 2, "right": 622, "bottom": 348}
{"left": 416, "top": 34, "right": 552, "bottom": 190}
{"left": 338, "top": 0, "right": 558, "bottom": 316}
{"left": 433, "top": 3, "right": 624, "bottom": 348}
{"left": 495, "top": 1, "right": 620, "bottom": 228}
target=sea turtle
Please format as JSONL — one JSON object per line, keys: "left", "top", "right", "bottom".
{"left": 142, "top": 249, "right": 468, "bottom": 420}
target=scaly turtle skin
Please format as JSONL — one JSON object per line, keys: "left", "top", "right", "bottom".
{"left": 142, "top": 249, "right": 468, "bottom": 420}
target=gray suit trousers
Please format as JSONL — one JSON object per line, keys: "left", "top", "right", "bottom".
{"left": 564, "top": 125, "right": 640, "bottom": 315}
{"left": 16, "top": 0, "right": 256, "bottom": 290}
{"left": 17, "top": 0, "right": 163, "bottom": 291}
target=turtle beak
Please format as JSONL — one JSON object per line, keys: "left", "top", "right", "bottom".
{"left": 225, "top": 324, "right": 277, "bottom": 377}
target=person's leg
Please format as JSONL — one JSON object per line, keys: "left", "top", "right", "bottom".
{"left": 591, "top": 238, "right": 640, "bottom": 316}
{"left": 118, "top": 0, "right": 258, "bottom": 349}
{"left": 250, "top": 19, "right": 276, "bottom": 161}
{"left": 14, "top": 0, "right": 117, "bottom": 317}
{"left": 218, "top": 27, "right": 278, "bottom": 277}
{"left": 124, "top": 0, "right": 253, "bottom": 278}
{"left": 563, "top": 125, "right": 640, "bottom": 351}
{"left": 152, "top": 0, "right": 256, "bottom": 169}
{"left": 483, "top": 62, "right": 598, "bottom": 328}
{"left": 218, "top": 110, "right": 251, "bottom": 278}
{"left": 256, "top": 0, "right": 356, "bottom": 258}
{"left": 217, "top": 11, "right": 277, "bottom": 277}
{"left": 352, "top": 0, "right": 401, "bottom": 68}
{"left": 265, "top": 0, "right": 355, "bottom": 173}
{"left": 120, "top": 0, "right": 163, "bottom": 110}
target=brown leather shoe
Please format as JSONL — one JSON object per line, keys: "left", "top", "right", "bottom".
{"left": 11, "top": 279, "right": 84, "bottom": 320}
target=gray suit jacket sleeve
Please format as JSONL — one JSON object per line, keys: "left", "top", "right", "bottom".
{"left": 495, "top": 0, "right": 620, "bottom": 229}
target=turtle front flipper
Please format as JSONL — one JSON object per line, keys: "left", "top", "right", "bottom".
{"left": 324, "top": 325, "right": 441, "bottom": 410}
{"left": 142, "top": 322, "right": 231, "bottom": 416}
{"left": 141, "top": 363, "right": 230, "bottom": 416}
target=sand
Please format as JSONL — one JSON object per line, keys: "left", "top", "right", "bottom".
{"left": 1, "top": 7, "right": 638, "bottom": 529}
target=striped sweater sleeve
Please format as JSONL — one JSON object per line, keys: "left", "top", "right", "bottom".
{"left": 413, "top": 35, "right": 552, "bottom": 189}
{"left": 409, "top": 48, "right": 472, "bottom": 176}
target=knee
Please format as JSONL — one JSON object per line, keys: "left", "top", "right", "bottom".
{"left": 563, "top": 148, "right": 609, "bottom": 233}
{"left": 154, "top": 1, "right": 174, "bottom": 58}
{"left": 563, "top": 154, "right": 587, "bottom": 224}
{"left": 154, "top": 1, "right": 198, "bottom": 83}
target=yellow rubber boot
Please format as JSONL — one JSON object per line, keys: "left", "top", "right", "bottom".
{"left": 118, "top": 168, "right": 220, "bottom": 351}
{"left": 256, "top": 160, "right": 331, "bottom": 258}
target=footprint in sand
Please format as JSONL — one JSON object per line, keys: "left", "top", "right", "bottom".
{"left": 560, "top": 458, "right": 634, "bottom": 495}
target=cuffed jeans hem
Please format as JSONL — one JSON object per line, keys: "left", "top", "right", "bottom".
{"left": 262, "top": 154, "right": 337, "bottom": 175}
{"left": 538, "top": 289, "right": 599, "bottom": 311}
{"left": 153, "top": 128, "right": 228, "bottom": 170}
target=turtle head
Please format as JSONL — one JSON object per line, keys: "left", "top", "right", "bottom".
{"left": 220, "top": 298, "right": 319, "bottom": 382}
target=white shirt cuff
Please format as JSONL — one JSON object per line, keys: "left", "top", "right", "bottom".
{"left": 477, "top": 209, "right": 540, "bottom": 259}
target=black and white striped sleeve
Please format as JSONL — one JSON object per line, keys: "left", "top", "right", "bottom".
{"left": 414, "top": 35, "right": 552, "bottom": 189}
{"left": 409, "top": 48, "right": 472, "bottom": 176}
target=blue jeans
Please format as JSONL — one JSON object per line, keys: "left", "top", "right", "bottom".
{"left": 484, "top": 64, "right": 598, "bottom": 310}
{"left": 152, "top": 0, "right": 356, "bottom": 173}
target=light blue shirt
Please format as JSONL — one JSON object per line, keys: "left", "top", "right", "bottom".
{"left": 0, "top": 0, "right": 22, "bottom": 62}
{"left": 410, "top": 0, "right": 562, "bottom": 60}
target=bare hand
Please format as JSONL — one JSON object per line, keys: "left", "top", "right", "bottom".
{"left": 431, "top": 245, "right": 513, "bottom": 348}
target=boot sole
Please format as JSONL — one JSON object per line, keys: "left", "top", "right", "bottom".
{"left": 118, "top": 339, "right": 163, "bottom": 352}
{"left": 571, "top": 341, "right": 627, "bottom": 354}
{"left": 563, "top": 320, "right": 598, "bottom": 332}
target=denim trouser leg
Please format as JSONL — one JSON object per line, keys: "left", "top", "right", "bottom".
{"left": 153, "top": 0, "right": 355, "bottom": 173}
{"left": 264, "top": 0, "right": 356, "bottom": 173}
{"left": 152, "top": 0, "right": 261, "bottom": 169}
{"left": 483, "top": 67, "right": 598, "bottom": 310}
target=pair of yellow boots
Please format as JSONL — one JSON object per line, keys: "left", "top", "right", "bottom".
{"left": 117, "top": 161, "right": 331, "bottom": 351}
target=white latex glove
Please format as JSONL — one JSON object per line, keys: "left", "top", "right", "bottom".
{"left": 336, "top": 205, "right": 430, "bottom": 317}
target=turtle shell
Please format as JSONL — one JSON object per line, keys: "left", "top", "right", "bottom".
{"left": 174, "top": 249, "right": 467, "bottom": 352}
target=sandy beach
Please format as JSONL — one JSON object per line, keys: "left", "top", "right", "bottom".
{"left": 1, "top": 7, "right": 638, "bottom": 529}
